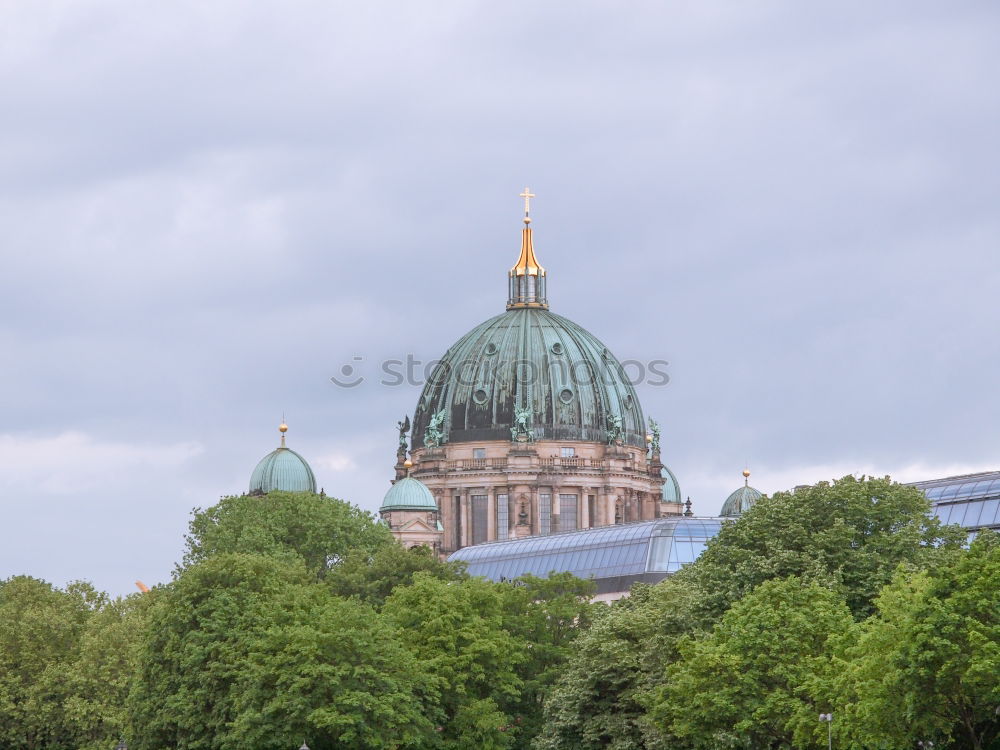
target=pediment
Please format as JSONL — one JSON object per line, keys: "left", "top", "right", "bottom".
{"left": 399, "top": 517, "right": 436, "bottom": 533}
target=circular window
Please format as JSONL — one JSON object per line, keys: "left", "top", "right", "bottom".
{"left": 473, "top": 388, "right": 489, "bottom": 405}
{"left": 550, "top": 342, "right": 564, "bottom": 355}
{"left": 484, "top": 342, "right": 498, "bottom": 355}
{"left": 559, "top": 387, "right": 574, "bottom": 404}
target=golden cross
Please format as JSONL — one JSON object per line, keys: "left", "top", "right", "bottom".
{"left": 519, "top": 187, "right": 535, "bottom": 216}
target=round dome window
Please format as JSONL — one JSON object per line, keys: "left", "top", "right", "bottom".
{"left": 473, "top": 388, "right": 489, "bottom": 405}
{"left": 559, "top": 387, "right": 574, "bottom": 404}
{"left": 550, "top": 342, "right": 564, "bottom": 355}
{"left": 484, "top": 342, "right": 498, "bottom": 355}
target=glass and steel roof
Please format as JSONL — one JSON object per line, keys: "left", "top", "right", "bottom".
{"left": 909, "top": 470, "right": 1000, "bottom": 530}
{"left": 448, "top": 517, "right": 722, "bottom": 584}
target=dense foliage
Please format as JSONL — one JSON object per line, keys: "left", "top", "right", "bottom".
{"left": 2, "top": 479, "right": 997, "bottom": 749}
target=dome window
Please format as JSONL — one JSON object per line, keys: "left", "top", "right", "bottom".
{"left": 550, "top": 342, "right": 564, "bottom": 355}
{"left": 484, "top": 342, "right": 499, "bottom": 355}
{"left": 559, "top": 387, "right": 574, "bottom": 404}
{"left": 473, "top": 388, "right": 489, "bottom": 405}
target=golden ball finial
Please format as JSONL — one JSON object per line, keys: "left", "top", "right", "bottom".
{"left": 743, "top": 468, "right": 751, "bottom": 478}
{"left": 645, "top": 434, "right": 653, "bottom": 444}
{"left": 403, "top": 458, "right": 413, "bottom": 469}
{"left": 279, "top": 422, "right": 288, "bottom": 433}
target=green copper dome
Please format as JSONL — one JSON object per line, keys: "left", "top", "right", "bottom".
{"left": 381, "top": 476, "right": 438, "bottom": 511}
{"left": 412, "top": 308, "right": 646, "bottom": 448}
{"left": 721, "top": 479, "right": 762, "bottom": 517}
{"left": 661, "top": 466, "right": 682, "bottom": 503}
{"left": 249, "top": 426, "right": 317, "bottom": 495}
{"left": 412, "top": 208, "right": 647, "bottom": 449}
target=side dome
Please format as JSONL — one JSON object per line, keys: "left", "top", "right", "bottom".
{"left": 721, "top": 471, "right": 762, "bottom": 516}
{"left": 661, "top": 466, "right": 682, "bottom": 504}
{"left": 381, "top": 476, "right": 437, "bottom": 511}
{"left": 249, "top": 424, "right": 317, "bottom": 495}
{"left": 411, "top": 308, "right": 646, "bottom": 448}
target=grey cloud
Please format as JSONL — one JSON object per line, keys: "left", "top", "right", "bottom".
{"left": 1, "top": 0, "right": 998, "bottom": 594}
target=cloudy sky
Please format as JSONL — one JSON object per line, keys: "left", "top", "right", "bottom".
{"left": 2, "top": 1, "right": 998, "bottom": 596}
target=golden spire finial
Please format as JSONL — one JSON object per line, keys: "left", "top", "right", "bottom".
{"left": 279, "top": 418, "right": 288, "bottom": 447}
{"left": 519, "top": 186, "right": 535, "bottom": 224}
{"left": 743, "top": 467, "right": 751, "bottom": 485}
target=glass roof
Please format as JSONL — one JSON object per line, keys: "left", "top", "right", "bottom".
{"left": 910, "top": 471, "right": 1000, "bottom": 529}
{"left": 449, "top": 517, "right": 723, "bottom": 583}
{"left": 910, "top": 471, "right": 1000, "bottom": 503}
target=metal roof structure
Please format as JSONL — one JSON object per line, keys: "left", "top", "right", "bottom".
{"left": 447, "top": 470, "right": 1000, "bottom": 597}
{"left": 909, "top": 470, "right": 1000, "bottom": 531}
{"left": 380, "top": 476, "right": 438, "bottom": 511}
{"left": 249, "top": 424, "right": 317, "bottom": 495}
{"left": 720, "top": 484, "right": 762, "bottom": 517}
{"left": 661, "top": 466, "right": 682, "bottom": 503}
{"left": 448, "top": 517, "right": 722, "bottom": 594}
{"left": 249, "top": 446, "right": 317, "bottom": 494}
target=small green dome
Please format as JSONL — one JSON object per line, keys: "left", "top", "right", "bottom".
{"left": 381, "top": 477, "right": 437, "bottom": 511}
{"left": 249, "top": 432, "right": 317, "bottom": 495}
{"left": 721, "top": 483, "right": 762, "bottom": 517}
{"left": 661, "top": 466, "right": 682, "bottom": 503}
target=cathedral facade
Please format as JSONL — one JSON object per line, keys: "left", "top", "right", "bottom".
{"left": 382, "top": 193, "right": 682, "bottom": 553}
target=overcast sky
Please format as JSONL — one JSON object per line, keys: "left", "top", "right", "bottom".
{"left": 2, "top": 1, "right": 998, "bottom": 596}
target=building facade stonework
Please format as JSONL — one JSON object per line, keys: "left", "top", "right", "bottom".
{"left": 409, "top": 439, "right": 673, "bottom": 556}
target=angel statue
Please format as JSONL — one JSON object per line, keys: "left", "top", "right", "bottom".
{"left": 396, "top": 415, "right": 411, "bottom": 454}
{"left": 606, "top": 413, "right": 624, "bottom": 445}
{"left": 648, "top": 417, "right": 661, "bottom": 455}
{"left": 424, "top": 409, "right": 447, "bottom": 448}
{"left": 510, "top": 405, "right": 535, "bottom": 442}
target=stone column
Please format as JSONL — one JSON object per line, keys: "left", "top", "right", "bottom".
{"left": 487, "top": 490, "right": 497, "bottom": 540}
{"left": 459, "top": 493, "right": 470, "bottom": 548}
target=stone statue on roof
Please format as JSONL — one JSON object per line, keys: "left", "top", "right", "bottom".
{"left": 397, "top": 415, "right": 411, "bottom": 452}
{"left": 511, "top": 405, "right": 535, "bottom": 443}
{"left": 648, "top": 417, "right": 661, "bottom": 455}
{"left": 607, "top": 413, "right": 624, "bottom": 445}
{"left": 424, "top": 409, "right": 447, "bottom": 448}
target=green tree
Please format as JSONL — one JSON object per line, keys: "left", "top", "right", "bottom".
{"left": 382, "top": 573, "right": 528, "bottom": 749}
{"left": 0, "top": 576, "right": 128, "bottom": 750}
{"left": 131, "top": 553, "right": 431, "bottom": 749}
{"left": 180, "top": 491, "right": 392, "bottom": 578}
{"left": 230, "top": 583, "right": 433, "bottom": 749}
{"left": 536, "top": 579, "right": 702, "bottom": 750}
{"left": 499, "top": 573, "right": 599, "bottom": 747}
{"left": 683, "top": 475, "right": 964, "bottom": 620}
{"left": 827, "top": 532, "right": 1000, "bottom": 750}
{"left": 327, "top": 542, "right": 467, "bottom": 607}
{"left": 63, "top": 593, "right": 149, "bottom": 750}
{"left": 649, "top": 577, "right": 854, "bottom": 750}
{"left": 537, "top": 476, "right": 954, "bottom": 750}
{"left": 130, "top": 554, "right": 311, "bottom": 749}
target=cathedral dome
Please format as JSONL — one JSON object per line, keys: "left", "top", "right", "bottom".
{"left": 661, "top": 466, "right": 682, "bottom": 503}
{"left": 249, "top": 424, "right": 317, "bottom": 495}
{"left": 411, "top": 206, "right": 646, "bottom": 450}
{"left": 411, "top": 307, "right": 646, "bottom": 449}
{"left": 721, "top": 470, "right": 762, "bottom": 516}
{"left": 380, "top": 476, "right": 438, "bottom": 511}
